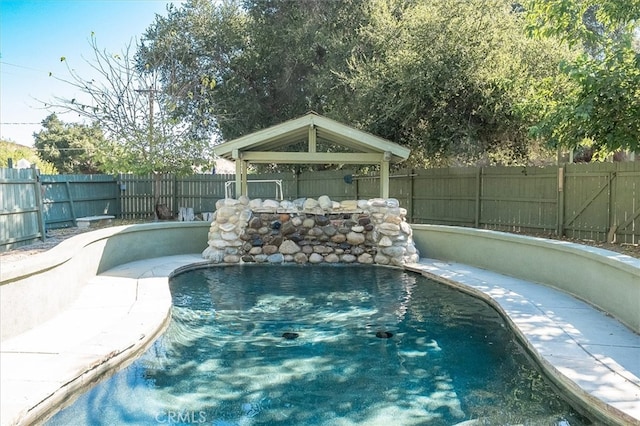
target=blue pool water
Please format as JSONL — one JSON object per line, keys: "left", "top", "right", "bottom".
{"left": 48, "top": 265, "right": 590, "bottom": 425}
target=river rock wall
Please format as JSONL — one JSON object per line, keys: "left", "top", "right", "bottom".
{"left": 202, "top": 195, "right": 419, "bottom": 266}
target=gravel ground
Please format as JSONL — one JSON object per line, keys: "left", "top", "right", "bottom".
{"left": 1, "top": 221, "right": 638, "bottom": 263}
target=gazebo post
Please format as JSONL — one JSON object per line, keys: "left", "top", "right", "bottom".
{"left": 233, "top": 150, "right": 247, "bottom": 198}
{"left": 380, "top": 151, "right": 391, "bottom": 198}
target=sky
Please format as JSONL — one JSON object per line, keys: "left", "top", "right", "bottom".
{"left": 0, "top": 0, "right": 182, "bottom": 146}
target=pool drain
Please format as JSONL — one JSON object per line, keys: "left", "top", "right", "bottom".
{"left": 375, "top": 331, "right": 393, "bottom": 339}
{"left": 282, "top": 332, "right": 299, "bottom": 340}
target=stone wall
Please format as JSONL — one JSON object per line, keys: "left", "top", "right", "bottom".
{"left": 202, "top": 196, "right": 419, "bottom": 266}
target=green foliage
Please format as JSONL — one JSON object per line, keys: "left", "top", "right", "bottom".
{"left": 138, "top": 0, "right": 367, "bottom": 140}
{"left": 526, "top": 0, "right": 640, "bottom": 155}
{"left": 340, "top": 0, "right": 572, "bottom": 166}
{"left": 0, "top": 139, "right": 57, "bottom": 173}
{"left": 138, "top": 0, "right": 573, "bottom": 166}
{"left": 33, "top": 114, "right": 107, "bottom": 174}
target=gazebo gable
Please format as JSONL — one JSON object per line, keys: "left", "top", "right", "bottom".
{"left": 214, "top": 111, "right": 410, "bottom": 164}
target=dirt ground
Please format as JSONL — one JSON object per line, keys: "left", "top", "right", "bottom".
{"left": 1, "top": 219, "right": 638, "bottom": 263}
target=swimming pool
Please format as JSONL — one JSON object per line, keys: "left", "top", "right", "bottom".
{"left": 48, "top": 265, "right": 590, "bottom": 425}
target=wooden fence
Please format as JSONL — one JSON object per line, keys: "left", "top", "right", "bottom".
{"left": 0, "top": 167, "right": 45, "bottom": 250}
{"left": 1, "top": 162, "right": 638, "bottom": 251}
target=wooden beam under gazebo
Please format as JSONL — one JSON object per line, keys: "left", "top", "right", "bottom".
{"left": 213, "top": 112, "right": 411, "bottom": 198}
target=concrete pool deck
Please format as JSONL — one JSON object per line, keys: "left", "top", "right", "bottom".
{"left": 1, "top": 256, "right": 639, "bottom": 425}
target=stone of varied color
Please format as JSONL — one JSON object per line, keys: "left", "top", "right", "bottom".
{"left": 302, "top": 218, "right": 316, "bottom": 228}
{"left": 303, "top": 198, "right": 319, "bottom": 210}
{"left": 254, "top": 254, "right": 268, "bottom": 263}
{"left": 375, "top": 254, "right": 390, "bottom": 265}
{"left": 346, "top": 231, "right": 366, "bottom": 245}
{"left": 382, "top": 246, "right": 406, "bottom": 257}
{"left": 341, "top": 254, "right": 357, "bottom": 263}
{"left": 302, "top": 245, "right": 314, "bottom": 254}
{"left": 281, "top": 221, "right": 296, "bottom": 235}
{"left": 322, "top": 225, "right": 337, "bottom": 236}
{"left": 315, "top": 215, "right": 330, "bottom": 226}
{"left": 291, "top": 216, "right": 302, "bottom": 226}
{"left": 249, "top": 217, "right": 262, "bottom": 229}
{"left": 292, "top": 198, "right": 306, "bottom": 209}
{"left": 268, "top": 253, "right": 284, "bottom": 263}
{"left": 279, "top": 240, "right": 301, "bottom": 254}
{"left": 340, "top": 200, "right": 358, "bottom": 210}
{"left": 280, "top": 200, "right": 294, "bottom": 210}
{"left": 351, "top": 225, "right": 364, "bottom": 233}
{"left": 357, "top": 253, "right": 373, "bottom": 264}
{"left": 262, "top": 199, "right": 279, "bottom": 210}
{"left": 249, "top": 247, "right": 262, "bottom": 255}
{"left": 223, "top": 254, "right": 240, "bottom": 263}
{"left": 309, "top": 253, "right": 324, "bottom": 263}
{"left": 378, "top": 236, "right": 393, "bottom": 247}
{"left": 263, "top": 245, "right": 278, "bottom": 255}
{"left": 331, "top": 233, "right": 347, "bottom": 243}
{"left": 294, "top": 252, "right": 308, "bottom": 263}
{"left": 221, "top": 231, "right": 238, "bottom": 241}
{"left": 378, "top": 222, "right": 400, "bottom": 236}
{"left": 318, "top": 195, "right": 332, "bottom": 210}
{"left": 325, "top": 253, "right": 340, "bottom": 263}
{"left": 249, "top": 198, "right": 262, "bottom": 210}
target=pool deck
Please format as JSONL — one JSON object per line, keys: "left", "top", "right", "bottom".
{"left": 1, "top": 256, "right": 639, "bottom": 425}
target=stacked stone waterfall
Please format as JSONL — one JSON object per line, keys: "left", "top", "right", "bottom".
{"left": 202, "top": 195, "right": 419, "bottom": 266}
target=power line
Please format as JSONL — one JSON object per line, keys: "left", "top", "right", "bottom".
{"left": 1, "top": 122, "right": 41, "bottom": 125}
{"left": 0, "top": 61, "right": 47, "bottom": 73}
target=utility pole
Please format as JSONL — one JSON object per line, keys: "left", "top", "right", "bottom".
{"left": 135, "top": 87, "right": 156, "bottom": 146}
{"left": 135, "top": 87, "right": 162, "bottom": 219}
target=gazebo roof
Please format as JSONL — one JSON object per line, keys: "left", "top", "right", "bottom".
{"left": 214, "top": 111, "right": 410, "bottom": 164}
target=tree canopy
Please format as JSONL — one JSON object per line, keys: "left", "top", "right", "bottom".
{"left": 48, "top": 0, "right": 637, "bottom": 172}
{"left": 0, "top": 139, "right": 56, "bottom": 174}
{"left": 138, "top": 0, "right": 581, "bottom": 167}
{"left": 33, "top": 114, "right": 106, "bottom": 174}
{"left": 526, "top": 0, "right": 640, "bottom": 156}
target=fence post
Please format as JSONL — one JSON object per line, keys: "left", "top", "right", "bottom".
{"left": 32, "top": 168, "right": 46, "bottom": 241}
{"left": 474, "top": 167, "right": 482, "bottom": 228}
{"left": 557, "top": 165, "right": 565, "bottom": 236}
{"left": 407, "top": 169, "right": 414, "bottom": 223}
{"left": 64, "top": 179, "right": 78, "bottom": 226}
{"left": 607, "top": 168, "right": 617, "bottom": 243}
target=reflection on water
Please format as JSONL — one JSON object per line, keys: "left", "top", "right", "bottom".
{"left": 48, "top": 265, "right": 590, "bottom": 425}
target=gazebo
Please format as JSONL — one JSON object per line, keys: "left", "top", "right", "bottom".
{"left": 213, "top": 111, "right": 411, "bottom": 198}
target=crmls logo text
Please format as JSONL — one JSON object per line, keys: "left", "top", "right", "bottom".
{"left": 155, "top": 411, "right": 207, "bottom": 424}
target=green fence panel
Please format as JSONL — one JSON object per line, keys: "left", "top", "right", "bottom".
{"left": 40, "top": 174, "right": 119, "bottom": 229}
{"left": 0, "top": 168, "right": 44, "bottom": 251}
{"left": 411, "top": 167, "right": 478, "bottom": 226}
{"left": 563, "top": 163, "right": 614, "bottom": 241}
{"left": 480, "top": 166, "right": 558, "bottom": 233}
{"left": 613, "top": 163, "right": 640, "bottom": 244}
{"left": 297, "top": 170, "right": 357, "bottom": 201}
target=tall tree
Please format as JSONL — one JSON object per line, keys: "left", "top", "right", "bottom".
{"left": 33, "top": 114, "right": 106, "bottom": 174}
{"left": 46, "top": 34, "right": 214, "bottom": 216}
{"left": 340, "top": 0, "right": 574, "bottom": 166}
{"left": 138, "top": 0, "right": 366, "bottom": 141}
{"left": 0, "top": 139, "right": 57, "bottom": 173}
{"left": 526, "top": 0, "right": 640, "bottom": 156}
{"left": 138, "top": 0, "right": 573, "bottom": 167}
